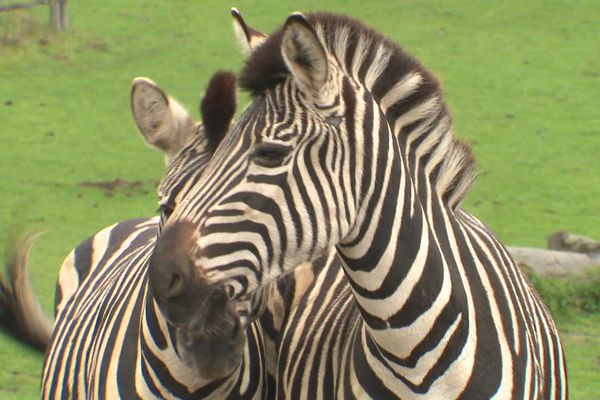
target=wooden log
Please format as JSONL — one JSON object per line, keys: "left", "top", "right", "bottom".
{"left": 508, "top": 246, "right": 600, "bottom": 277}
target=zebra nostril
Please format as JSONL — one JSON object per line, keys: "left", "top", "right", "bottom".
{"left": 224, "top": 284, "right": 235, "bottom": 301}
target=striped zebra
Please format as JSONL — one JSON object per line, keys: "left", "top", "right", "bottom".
{"left": 0, "top": 75, "right": 219, "bottom": 353}
{"left": 1, "top": 71, "right": 320, "bottom": 398}
{"left": 152, "top": 11, "right": 568, "bottom": 399}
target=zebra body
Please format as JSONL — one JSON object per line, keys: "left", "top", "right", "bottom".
{"left": 45, "top": 217, "right": 268, "bottom": 398}
{"left": 38, "top": 71, "right": 334, "bottom": 399}
{"left": 0, "top": 65, "right": 332, "bottom": 398}
{"left": 4, "top": 73, "right": 261, "bottom": 398}
{"left": 153, "top": 12, "right": 567, "bottom": 399}
{"left": 37, "top": 73, "right": 273, "bottom": 398}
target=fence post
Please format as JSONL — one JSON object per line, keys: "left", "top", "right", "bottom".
{"left": 58, "top": 0, "right": 67, "bottom": 31}
{"left": 48, "top": 0, "right": 59, "bottom": 30}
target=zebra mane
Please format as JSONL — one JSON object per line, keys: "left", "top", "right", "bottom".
{"left": 240, "top": 12, "right": 476, "bottom": 210}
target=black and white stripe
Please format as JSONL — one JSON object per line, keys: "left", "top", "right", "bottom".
{"left": 38, "top": 69, "right": 338, "bottom": 397}
{"left": 43, "top": 216, "right": 274, "bottom": 398}
{"left": 43, "top": 213, "right": 328, "bottom": 398}
{"left": 38, "top": 71, "right": 282, "bottom": 397}
{"left": 160, "top": 12, "right": 567, "bottom": 399}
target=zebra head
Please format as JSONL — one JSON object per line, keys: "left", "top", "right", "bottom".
{"left": 136, "top": 72, "right": 247, "bottom": 380}
{"left": 133, "top": 72, "right": 237, "bottom": 229}
{"left": 160, "top": 12, "right": 424, "bottom": 299}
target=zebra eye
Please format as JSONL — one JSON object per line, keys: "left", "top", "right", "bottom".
{"left": 251, "top": 140, "right": 292, "bottom": 168}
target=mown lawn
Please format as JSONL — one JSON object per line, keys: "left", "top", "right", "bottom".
{"left": 1, "top": 1, "right": 598, "bottom": 398}
{"left": 558, "top": 313, "right": 600, "bottom": 399}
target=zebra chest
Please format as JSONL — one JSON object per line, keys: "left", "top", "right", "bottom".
{"left": 275, "top": 265, "right": 361, "bottom": 399}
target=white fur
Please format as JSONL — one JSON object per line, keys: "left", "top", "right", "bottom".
{"left": 281, "top": 15, "right": 329, "bottom": 98}
{"left": 130, "top": 77, "right": 196, "bottom": 164}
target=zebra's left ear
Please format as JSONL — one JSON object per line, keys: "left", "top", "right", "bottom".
{"left": 281, "top": 13, "right": 328, "bottom": 98}
{"left": 231, "top": 8, "right": 267, "bottom": 55}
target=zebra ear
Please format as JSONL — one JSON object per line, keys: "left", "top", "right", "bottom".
{"left": 200, "top": 71, "right": 237, "bottom": 151}
{"left": 231, "top": 8, "right": 267, "bottom": 55}
{"left": 281, "top": 13, "right": 328, "bottom": 98}
{"left": 131, "top": 78, "right": 195, "bottom": 162}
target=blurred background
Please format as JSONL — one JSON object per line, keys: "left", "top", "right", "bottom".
{"left": 0, "top": 0, "right": 598, "bottom": 398}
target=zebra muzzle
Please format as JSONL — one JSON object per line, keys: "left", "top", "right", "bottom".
{"left": 149, "top": 220, "right": 245, "bottom": 378}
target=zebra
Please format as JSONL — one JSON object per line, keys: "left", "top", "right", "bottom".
{"left": 0, "top": 75, "right": 220, "bottom": 352}
{"left": 0, "top": 71, "right": 307, "bottom": 398}
{"left": 150, "top": 11, "right": 568, "bottom": 399}
{"left": 42, "top": 73, "right": 274, "bottom": 398}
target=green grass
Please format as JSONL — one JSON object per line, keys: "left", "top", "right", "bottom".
{"left": 0, "top": 1, "right": 599, "bottom": 398}
{"left": 526, "top": 271, "right": 600, "bottom": 399}
{"left": 525, "top": 267, "right": 600, "bottom": 316}
{"left": 557, "top": 313, "right": 600, "bottom": 400}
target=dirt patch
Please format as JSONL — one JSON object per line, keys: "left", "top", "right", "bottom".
{"left": 85, "top": 38, "right": 109, "bottom": 52}
{"left": 77, "top": 178, "right": 143, "bottom": 197}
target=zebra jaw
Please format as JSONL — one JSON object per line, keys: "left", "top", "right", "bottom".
{"left": 148, "top": 221, "right": 245, "bottom": 379}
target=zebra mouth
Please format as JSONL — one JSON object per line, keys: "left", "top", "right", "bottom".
{"left": 175, "top": 300, "right": 245, "bottom": 380}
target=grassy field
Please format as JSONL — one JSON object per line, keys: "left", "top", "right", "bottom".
{"left": 1, "top": 0, "right": 598, "bottom": 398}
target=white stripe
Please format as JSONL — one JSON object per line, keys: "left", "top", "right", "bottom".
{"left": 380, "top": 72, "right": 423, "bottom": 113}
{"left": 364, "top": 43, "right": 391, "bottom": 90}
{"left": 393, "top": 96, "right": 440, "bottom": 135}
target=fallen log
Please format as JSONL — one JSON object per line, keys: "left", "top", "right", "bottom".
{"left": 507, "top": 246, "right": 600, "bottom": 277}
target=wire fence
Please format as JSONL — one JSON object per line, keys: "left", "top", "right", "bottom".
{"left": 0, "top": 0, "right": 67, "bottom": 31}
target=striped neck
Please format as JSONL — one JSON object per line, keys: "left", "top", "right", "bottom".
{"left": 240, "top": 12, "right": 475, "bottom": 213}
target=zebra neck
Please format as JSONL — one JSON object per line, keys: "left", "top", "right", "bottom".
{"left": 336, "top": 123, "right": 471, "bottom": 365}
